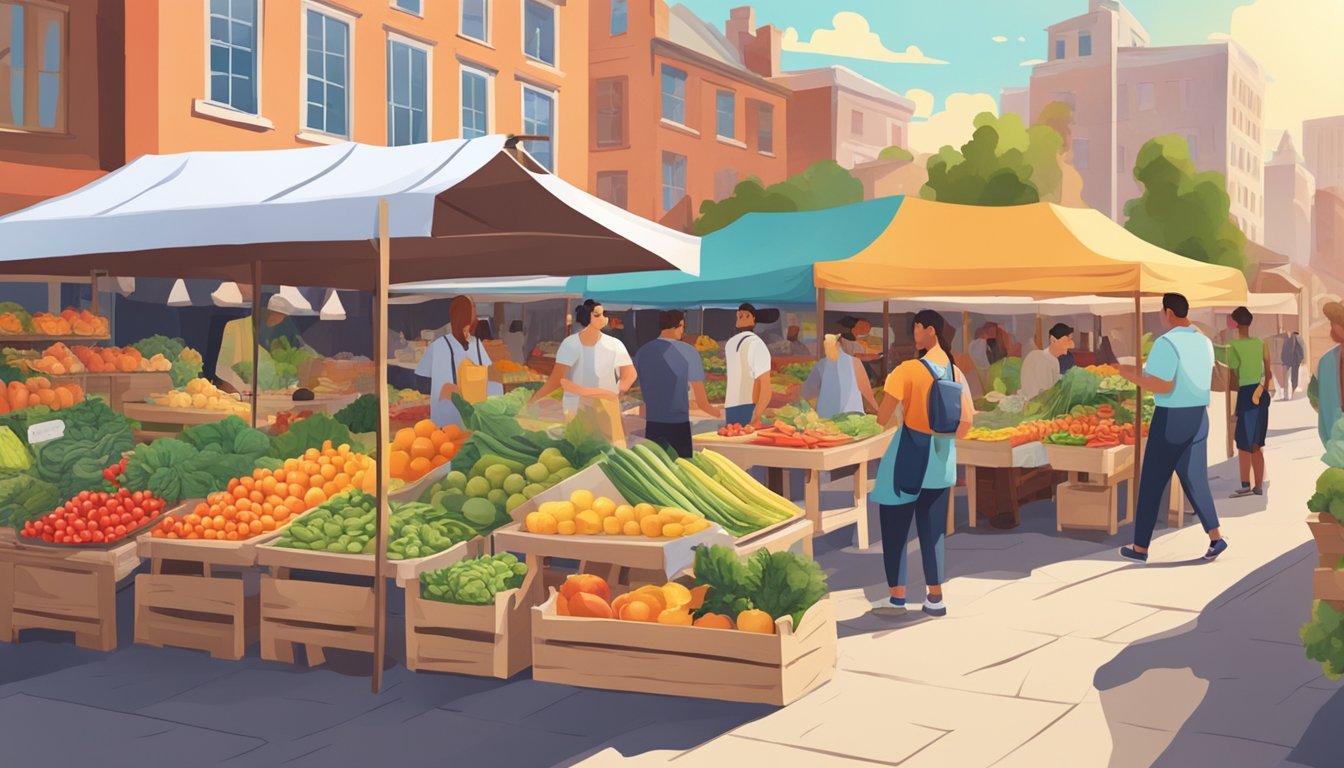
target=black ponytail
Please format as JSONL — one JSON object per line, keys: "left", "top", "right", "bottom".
{"left": 912, "top": 309, "right": 954, "bottom": 359}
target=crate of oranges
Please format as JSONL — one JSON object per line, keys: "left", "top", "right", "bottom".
{"left": 388, "top": 419, "right": 469, "bottom": 499}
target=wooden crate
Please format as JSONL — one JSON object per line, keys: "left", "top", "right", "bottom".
{"left": 1308, "top": 513, "right": 1344, "bottom": 568}
{"left": 132, "top": 501, "right": 282, "bottom": 660}
{"left": 405, "top": 554, "right": 541, "bottom": 678}
{"left": 256, "top": 534, "right": 480, "bottom": 587}
{"left": 0, "top": 539, "right": 141, "bottom": 650}
{"left": 531, "top": 590, "right": 836, "bottom": 706}
{"left": 1056, "top": 481, "right": 1129, "bottom": 535}
{"left": 1044, "top": 444, "right": 1135, "bottom": 476}
{"left": 1314, "top": 567, "right": 1344, "bottom": 602}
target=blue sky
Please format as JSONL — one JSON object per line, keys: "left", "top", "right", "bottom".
{"left": 677, "top": 0, "right": 1251, "bottom": 112}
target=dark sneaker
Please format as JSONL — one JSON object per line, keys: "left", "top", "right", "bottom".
{"left": 1204, "top": 539, "right": 1229, "bottom": 560}
{"left": 922, "top": 598, "right": 947, "bottom": 617}
{"left": 1252, "top": 487, "right": 1264, "bottom": 496}
{"left": 1120, "top": 546, "right": 1149, "bottom": 563}
{"left": 1229, "top": 486, "right": 1255, "bottom": 499}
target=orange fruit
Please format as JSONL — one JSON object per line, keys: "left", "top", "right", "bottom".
{"left": 692, "top": 612, "right": 734, "bottom": 630}
{"left": 392, "top": 428, "right": 416, "bottom": 451}
{"left": 560, "top": 574, "right": 612, "bottom": 603}
{"left": 303, "top": 487, "right": 327, "bottom": 508}
{"left": 620, "top": 600, "right": 656, "bottom": 622}
{"left": 431, "top": 455, "right": 448, "bottom": 467}
{"left": 410, "top": 437, "right": 436, "bottom": 460}
{"left": 320, "top": 464, "right": 337, "bottom": 481}
{"left": 429, "top": 430, "right": 448, "bottom": 448}
{"left": 408, "top": 456, "right": 431, "bottom": 478}
{"left": 413, "top": 419, "right": 437, "bottom": 438}
{"left": 438, "top": 441, "right": 456, "bottom": 458}
{"left": 567, "top": 592, "right": 613, "bottom": 619}
{"left": 735, "top": 609, "right": 775, "bottom": 635}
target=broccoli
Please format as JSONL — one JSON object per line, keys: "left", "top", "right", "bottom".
{"left": 1318, "top": 468, "right": 1344, "bottom": 498}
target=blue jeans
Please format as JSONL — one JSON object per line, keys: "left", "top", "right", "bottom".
{"left": 724, "top": 404, "right": 755, "bottom": 426}
{"left": 879, "top": 487, "right": 948, "bottom": 588}
{"left": 1134, "top": 406, "right": 1220, "bottom": 549}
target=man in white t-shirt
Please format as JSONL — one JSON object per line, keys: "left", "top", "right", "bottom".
{"left": 724, "top": 303, "right": 773, "bottom": 426}
{"left": 531, "top": 299, "right": 636, "bottom": 444}
{"left": 1019, "top": 323, "right": 1074, "bottom": 400}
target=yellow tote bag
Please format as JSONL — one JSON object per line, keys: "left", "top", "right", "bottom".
{"left": 447, "top": 337, "right": 489, "bottom": 404}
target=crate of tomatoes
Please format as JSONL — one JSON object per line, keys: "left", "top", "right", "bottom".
{"left": 20, "top": 487, "right": 169, "bottom": 548}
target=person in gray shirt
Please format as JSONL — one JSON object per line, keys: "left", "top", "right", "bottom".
{"left": 634, "top": 310, "right": 722, "bottom": 457}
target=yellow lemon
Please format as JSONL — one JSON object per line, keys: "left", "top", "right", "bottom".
{"left": 602, "top": 516, "right": 622, "bottom": 535}
{"left": 662, "top": 523, "right": 685, "bottom": 539}
{"left": 592, "top": 496, "right": 617, "bottom": 517}
{"left": 661, "top": 582, "right": 692, "bottom": 611}
{"left": 557, "top": 520, "right": 576, "bottom": 535}
{"left": 575, "top": 510, "right": 602, "bottom": 535}
{"left": 614, "top": 505, "right": 636, "bottom": 524}
{"left": 622, "top": 520, "right": 642, "bottom": 536}
{"left": 569, "top": 489, "right": 595, "bottom": 510}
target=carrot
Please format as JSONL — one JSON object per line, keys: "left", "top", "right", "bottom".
{"left": 772, "top": 435, "right": 807, "bottom": 447}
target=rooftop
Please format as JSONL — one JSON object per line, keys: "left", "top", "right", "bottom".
{"left": 772, "top": 66, "right": 916, "bottom": 112}
{"left": 1270, "top": 132, "right": 1305, "bottom": 167}
{"left": 667, "top": 4, "right": 745, "bottom": 71}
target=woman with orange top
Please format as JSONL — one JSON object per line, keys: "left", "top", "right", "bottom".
{"left": 416, "top": 295, "right": 491, "bottom": 429}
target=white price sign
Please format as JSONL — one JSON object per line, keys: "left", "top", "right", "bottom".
{"left": 27, "top": 419, "right": 65, "bottom": 445}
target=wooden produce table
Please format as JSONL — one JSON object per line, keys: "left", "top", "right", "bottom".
{"left": 51, "top": 372, "right": 172, "bottom": 412}
{"left": 254, "top": 536, "right": 479, "bottom": 667}
{"left": 692, "top": 432, "right": 894, "bottom": 551}
{"left": 121, "top": 402, "right": 245, "bottom": 442}
{"left": 253, "top": 392, "right": 360, "bottom": 423}
{"left": 132, "top": 500, "right": 287, "bottom": 660}
{"left": 954, "top": 440, "right": 1051, "bottom": 533}
{"left": 0, "top": 535, "right": 142, "bottom": 650}
{"left": 1044, "top": 443, "right": 1137, "bottom": 535}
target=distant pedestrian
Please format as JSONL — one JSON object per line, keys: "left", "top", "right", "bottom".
{"left": 1283, "top": 330, "right": 1305, "bottom": 401}
{"left": 633, "top": 311, "right": 722, "bottom": 458}
{"left": 1221, "top": 306, "right": 1272, "bottom": 498}
{"left": 724, "top": 303, "right": 772, "bottom": 427}
{"left": 1118, "top": 293, "right": 1226, "bottom": 562}
{"left": 802, "top": 334, "right": 879, "bottom": 418}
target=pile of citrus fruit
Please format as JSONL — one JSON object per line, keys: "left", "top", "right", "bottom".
{"left": 523, "top": 490, "right": 713, "bottom": 539}
{"left": 388, "top": 419, "right": 468, "bottom": 483}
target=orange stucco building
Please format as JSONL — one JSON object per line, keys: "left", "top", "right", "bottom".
{"left": 1, "top": 0, "right": 588, "bottom": 217}
{"left": 588, "top": 2, "right": 788, "bottom": 228}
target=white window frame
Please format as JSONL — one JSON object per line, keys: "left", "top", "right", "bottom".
{"left": 459, "top": 62, "right": 494, "bottom": 139}
{"left": 390, "top": 0, "right": 422, "bottom": 17}
{"left": 203, "top": 0, "right": 263, "bottom": 116}
{"left": 1078, "top": 30, "right": 1091, "bottom": 57}
{"left": 386, "top": 32, "right": 432, "bottom": 146}
{"left": 660, "top": 64, "right": 687, "bottom": 126}
{"left": 610, "top": 0, "right": 628, "bottom": 36}
{"left": 459, "top": 0, "right": 489, "bottom": 45}
{"left": 715, "top": 89, "right": 735, "bottom": 140}
{"left": 521, "top": 0, "right": 559, "bottom": 70}
{"left": 520, "top": 82, "right": 558, "bottom": 172}
{"left": 662, "top": 151, "right": 687, "bottom": 212}
{"left": 299, "top": 1, "right": 356, "bottom": 140}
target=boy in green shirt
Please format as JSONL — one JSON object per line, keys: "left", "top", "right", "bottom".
{"left": 1223, "top": 306, "right": 1273, "bottom": 497}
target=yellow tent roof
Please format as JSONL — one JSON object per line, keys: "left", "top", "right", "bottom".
{"left": 813, "top": 198, "right": 1249, "bottom": 303}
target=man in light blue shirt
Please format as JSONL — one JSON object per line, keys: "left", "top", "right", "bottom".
{"left": 1116, "top": 293, "right": 1226, "bottom": 563}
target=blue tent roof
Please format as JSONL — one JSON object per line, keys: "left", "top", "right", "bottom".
{"left": 574, "top": 196, "right": 905, "bottom": 308}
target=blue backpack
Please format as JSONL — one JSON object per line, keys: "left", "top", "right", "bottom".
{"left": 920, "top": 359, "right": 963, "bottom": 434}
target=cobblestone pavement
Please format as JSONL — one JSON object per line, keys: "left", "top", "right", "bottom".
{"left": 1, "top": 399, "right": 1340, "bottom": 768}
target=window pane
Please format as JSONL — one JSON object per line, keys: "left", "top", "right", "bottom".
{"left": 208, "top": 0, "right": 256, "bottom": 113}
{"left": 395, "top": 0, "right": 422, "bottom": 13}
{"left": 522, "top": 89, "right": 555, "bottom": 170}
{"left": 230, "top": 0, "right": 253, "bottom": 22}
{"left": 758, "top": 104, "right": 773, "bottom": 153}
{"left": 525, "top": 1, "right": 556, "bottom": 65}
{"left": 210, "top": 73, "right": 229, "bottom": 105}
{"left": 1079, "top": 32, "right": 1091, "bottom": 57}
{"left": 611, "top": 0, "right": 628, "bottom": 35}
{"left": 716, "top": 90, "right": 734, "bottom": 138}
{"left": 662, "top": 153, "right": 686, "bottom": 211}
{"left": 411, "top": 50, "right": 427, "bottom": 111}
{"left": 305, "top": 13, "right": 348, "bottom": 135}
{"left": 211, "top": 44, "right": 230, "bottom": 76}
{"left": 462, "top": 0, "right": 487, "bottom": 40}
{"left": 661, "top": 66, "right": 685, "bottom": 123}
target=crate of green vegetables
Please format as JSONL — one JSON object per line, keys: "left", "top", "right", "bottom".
{"left": 405, "top": 551, "right": 542, "bottom": 678}
{"left": 257, "top": 490, "right": 485, "bottom": 586}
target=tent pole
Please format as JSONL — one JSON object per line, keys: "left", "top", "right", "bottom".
{"left": 699, "top": 306, "right": 705, "bottom": 337}
{"left": 565, "top": 298, "right": 572, "bottom": 334}
{"left": 1131, "top": 293, "right": 1142, "bottom": 525}
{"left": 1094, "top": 316, "right": 1103, "bottom": 352}
{"left": 962, "top": 312, "right": 970, "bottom": 357}
{"left": 815, "top": 290, "right": 825, "bottom": 358}
{"left": 372, "top": 199, "right": 392, "bottom": 694}
{"left": 89, "top": 270, "right": 99, "bottom": 318}
{"left": 881, "top": 301, "right": 890, "bottom": 378}
{"left": 1035, "top": 313, "right": 1043, "bottom": 350}
{"left": 250, "top": 261, "right": 261, "bottom": 430}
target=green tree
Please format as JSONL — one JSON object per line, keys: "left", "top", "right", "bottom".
{"left": 1123, "top": 135, "right": 1246, "bottom": 272}
{"left": 920, "top": 106, "right": 1074, "bottom": 206}
{"left": 693, "top": 160, "right": 864, "bottom": 236}
{"left": 879, "top": 145, "right": 914, "bottom": 162}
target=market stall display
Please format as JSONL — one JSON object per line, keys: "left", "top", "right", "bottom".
{"left": 531, "top": 546, "right": 835, "bottom": 706}
{"left": 0, "top": 533, "right": 141, "bottom": 650}
{"left": 0, "top": 304, "right": 110, "bottom": 341}
{"left": 388, "top": 419, "right": 469, "bottom": 486}
{"left": 522, "top": 493, "right": 713, "bottom": 539}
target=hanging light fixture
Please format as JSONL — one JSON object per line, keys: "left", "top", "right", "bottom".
{"left": 268, "top": 285, "right": 315, "bottom": 316}
{"left": 319, "top": 289, "right": 346, "bottom": 321}
{"left": 167, "top": 279, "right": 191, "bottom": 307}
{"left": 211, "top": 281, "right": 246, "bottom": 308}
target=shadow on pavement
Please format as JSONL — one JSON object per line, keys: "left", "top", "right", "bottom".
{"left": 1092, "top": 543, "right": 1344, "bottom": 768}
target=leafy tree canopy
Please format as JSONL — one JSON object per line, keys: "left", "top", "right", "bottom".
{"left": 694, "top": 160, "right": 864, "bottom": 235}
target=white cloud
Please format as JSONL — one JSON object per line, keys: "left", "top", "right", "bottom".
{"left": 907, "top": 92, "right": 1000, "bottom": 155}
{"left": 992, "top": 35, "right": 1008, "bottom": 43}
{"left": 782, "top": 12, "right": 948, "bottom": 64}
{"left": 1018, "top": 36, "right": 1027, "bottom": 42}
{"left": 1223, "top": 0, "right": 1344, "bottom": 148}
{"left": 904, "top": 88, "right": 935, "bottom": 119}
{"left": 1020, "top": 58, "right": 1046, "bottom": 67}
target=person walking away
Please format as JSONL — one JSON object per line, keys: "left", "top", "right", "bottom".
{"left": 724, "top": 303, "right": 772, "bottom": 427}
{"left": 415, "top": 296, "right": 491, "bottom": 429}
{"left": 783, "top": 325, "right": 810, "bottom": 356}
{"left": 531, "top": 299, "right": 636, "bottom": 446}
{"left": 1317, "top": 302, "right": 1344, "bottom": 448}
{"left": 1283, "top": 329, "right": 1305, "bottom": 401}
{"left": 1118, "top": 293, "right": 1226, "bottom": 562}
{"left": 633, "top": 311, "right": 722, "bottom": 458}
{"left": 1019, "top": 323, "right": 1075, "bottom": 400}
{"left": 802, "top": 334, "right": 879, "bottom": 419}
{"left": 504, "top": 320, "right": 528, "bottom": 365}
{"left": 1222, "top": 307, "right": 1273, "bottom": 497}
{"left": 869, "top": 310, "right": 974, "bottom": 617}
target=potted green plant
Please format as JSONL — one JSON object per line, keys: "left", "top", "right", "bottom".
{"left": 1302, "top": 417, "right": 1344, "bottom": 677}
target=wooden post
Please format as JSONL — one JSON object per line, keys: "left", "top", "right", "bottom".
{"left": 372, "top": 199, "right": 391, "bottom": 693}
{"left": 814, "top": 291, "right": 825, "bottom": 358}
{"left": 89, "top": 271, "right": 100, "bottom": 318}
{"left": 962, "top": 312, "right": 970, "bottom": 356}
{"left": 250, "top": 261, "right": 261, "bottom": 430}
{"left": 1094, "top": 316, "right": 1103, "bottom": 352}
{"left": 699, "top": 306, "right": 706, "bottom": 337}
{"left": 881, "top": 300, "right": 890, "bottom": 378}
{"left": 1131, "top": 294, "right": 1143, "bottom": 524}
{"left": 493, "top": 302, "right": 505, "bottom": 339}
{"left": 1035, "top": 313, "right": 1044, "bottom": 350}
{"left": 565, "top": 298, "right": 573, "bottom": 333}
{"left": 1225, "top": 365, "right": 1235, "bottom": 459}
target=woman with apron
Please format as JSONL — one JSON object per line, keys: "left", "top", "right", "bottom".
{"left": 415, "top": 295, "right": 491, "bottom": 429}
{"left": 870, "top": 310, "right": 974, "bottom": 617}
{"left": 802, "top": 334, "right": 878, "bottom": 418}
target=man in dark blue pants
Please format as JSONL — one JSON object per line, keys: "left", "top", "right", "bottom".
{"left": 1116, "top": 293, "right": 1227, "bottom": 562}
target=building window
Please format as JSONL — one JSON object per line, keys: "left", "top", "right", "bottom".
{"left": 0, "top": 0, "right": 66, "bottom": 131}
{"left": 460, "top": 66, "right": 490, "bottom": 138}
{"left": 661, "top": 64, "right": 686, "bottom": 124}
{"left": 716, "top": 90, "right": 735, "bottom": 139}
{"left": 595, "top": 77, "right": 625, "bottom": 147}
{"left": 522, "top": 85, "right": 555, "bottom": 171}
{"left": 304, "top": 8, "right": 351, "bottom": 137}
{"left": 387, "top": 39, "right": 428, "bottom": 146}
{"left": 1078, "top": 31, "right": 1091, "bottom": 57}
{"left": 523, "top": 0, "right": 556, "bottom": 67}
{"left": 1137, "top": 82, "right": 1154, "bottom": 111}
{"left": 610, "top": 0, "right": 627, "bottom": 35}
{"left": 461, "top": 0, "right": 487, "bottom": 43}
{"left": 758, "top": 103, "right": 774, "bottom": 153}
{"left": 851, "top": 109, "right": 864, "bottom": 136}
{"left": 1073, "top": 138, "right": 1089, "bottom": 170}
{"left": 207, "top": 0, "right": 257, "bottom": 115}
{"left": 392, "top": 0, "right": 421, "bottom": 15}
{"left": 1054, "top": 38, "right": 1066, "bottom": 60}
{"left": 662, "top": 152, "right": 687, "bottom": 211}
{"left": 596, "top": 171, "right": 628, "bottom": 209}
{"left": 714, "top": 168, "right": 738, "bottom": 200}
{"left": 1117, "top": 84, "right": 1128, "bottom": 121}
